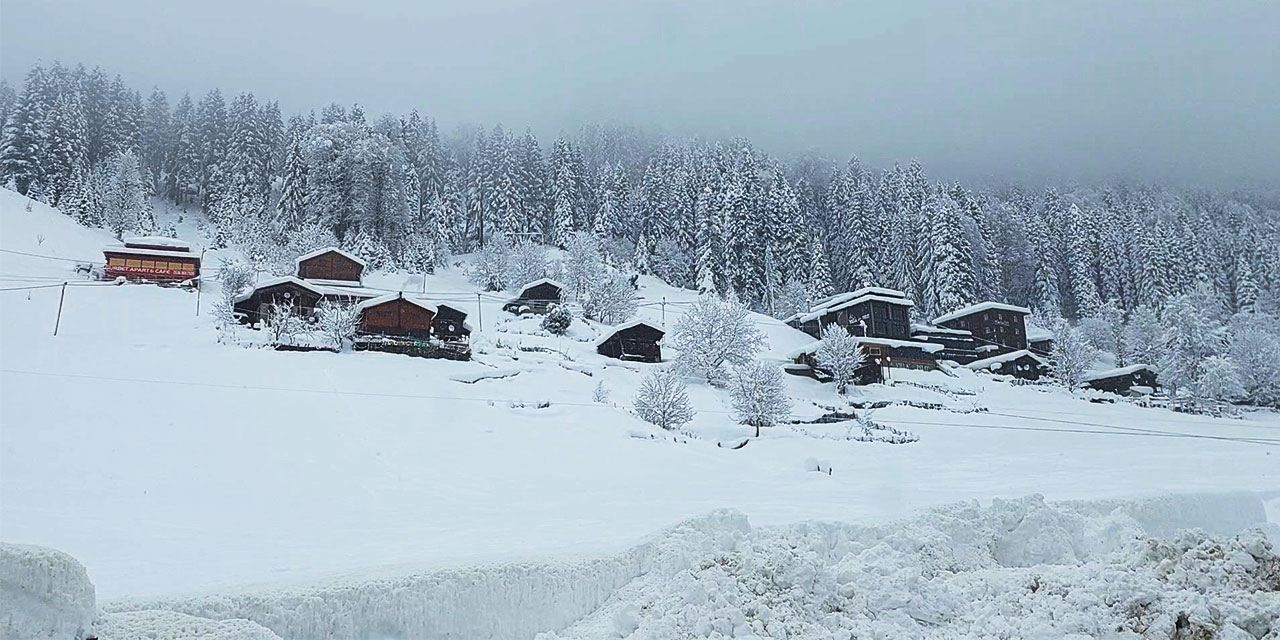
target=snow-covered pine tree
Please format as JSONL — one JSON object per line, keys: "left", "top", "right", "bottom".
{"left": 924, "top": 185, "right": 975, "bottom": 317}
{"left": 0, "top": 64, "right": 49, "bottom": 195}
{"left": 1156, "top": 292, "right": 1223, "bottom": 399}
{"left": 1066, "top": 203, "right": 1103, "bottom": 318}
{"left": 275, "top": 141, "right": 308, "bottom": 234}
{"left": 1234, "top": 254, "right": 1258, "bottom": 314}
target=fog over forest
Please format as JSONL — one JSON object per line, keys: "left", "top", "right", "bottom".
{"left": 3, "top": 0, "right": 1278, "bottom": 188}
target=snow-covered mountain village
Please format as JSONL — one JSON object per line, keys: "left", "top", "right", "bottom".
{"left": 3, "top": 6, "right": 1280, "bottom": 639}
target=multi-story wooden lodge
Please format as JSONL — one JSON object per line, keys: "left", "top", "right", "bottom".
{"left": 932, "top": 302, "right": 1031, "bottom": 352}
{"left": 102, "top": 236, "right": 201, "bottom": 283}
{"left": 785, "top": 287, "right": 914, "bottom": 340}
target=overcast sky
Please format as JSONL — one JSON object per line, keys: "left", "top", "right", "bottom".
{"left": 3, "top": 0, "right": 1277, "bottom": 187}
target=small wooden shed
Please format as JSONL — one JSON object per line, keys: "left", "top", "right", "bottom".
{"left": 296, "top": 247, "right": 366, "bottom": 283}
{"left": 232, "top": 276, "right": 326, "bottom": 325}
{"left": 433, "top": 304, "right": 472, "bottom": 342}
{"left": 1084, "top": 364, "right": 1159, "bottom": 395}
{"left": 503, "top": 278, "right": 565, "bottom": 314}
{"left": 356, "top": 293, "right": 436, "bottom": 339}
{"left": 595, "top": 320, "right": 664, "bottom": 362}
{"left": 965, "top": 349, "right": 1048, "bottom": 380}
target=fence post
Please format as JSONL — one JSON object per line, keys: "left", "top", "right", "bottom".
{"left": 54, "top": 282, "right": 67, "bottom": 336}
{"left": 477, "top": 292, "right": 483, "bottom": 332}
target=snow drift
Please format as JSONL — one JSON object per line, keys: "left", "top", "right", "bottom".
{"left": 0, "top": 543, "right": 96, "bottom": 640}
{"left": 97, "top": 491, "right": 1274, "bottom": 640}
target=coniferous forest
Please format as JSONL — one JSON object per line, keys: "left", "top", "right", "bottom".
{"left": 1, "top": 62, "right": 1278, "bottom": 350}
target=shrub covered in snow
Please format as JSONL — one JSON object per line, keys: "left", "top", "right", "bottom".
{"left": 633, "top": 369, "right": 694, "bottom": 431}
{"left": 671, "top": 294, "right": 765, "bottom": 384}
{"left": 729, "top": 360, "right": 791, "bottom": 436}
{"left": 541, "top": 303, "right": 573, "bottom": 335}
{"left": 1050, "top": 319, "right": 1097, "bottom": 391}
{"left": 815, "top": 324, "right": 864, "bottom": 394}
{"left": 580, "top": 272, "right": 637, "bottom": 325}
{"left": 316, "top": 300, "right": 359, "bottom": 350}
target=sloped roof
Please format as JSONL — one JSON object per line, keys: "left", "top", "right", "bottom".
{"left": 1026, "top": 325, "right": 1054, "bottom": 342}
{"left": 123, "top": 236, "right": 191, "bottom": 251}
{"left": 911, "top": 322, "right": 973, "bottom": 336}
{"left": 965, "top": 349, "right": 1047, "bottom": 371}
{"left": 232, "top": 276, "right": 325, "bottom": 303}
{"left": 785, "top": 336, "right": 943, "bottom": 360}
{"left": 104, "top": 245, "right": 201, "bottom": 260}
{"left": 593, "top": 319, "right": 664, "bottom": 347}
{"left": 294, "top": 246, "right": 367, "bottom": 268}
{"left": 933, "top": 302, "right": 1031, "bottom": 325}
{"left": 509, "top": 278, "right": 567, "bottom": 302}
{"left": 791, "top": 293, "right": 915, "bottom": 324}
{"left": 1082, "top": 364, "right": 1155, "bottom": 382}
{"left": 355, "top": 293, "right": 437, "bottom": 314}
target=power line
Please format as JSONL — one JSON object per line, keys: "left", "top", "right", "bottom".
{"left": 0, "top": 248, "right": 103, "bottom": 264}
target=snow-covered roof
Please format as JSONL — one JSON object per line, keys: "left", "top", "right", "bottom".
{"left": 1082, "top": 363, "right": 1155, "bottom": 382}
{"left": 811, "top": 287, "right": 907, "bottom": 312}
{"left": 965, "top": 349, "right": 1047, "bottom": 371}
{"left": 785, "top": 336, "right": 943, "bottom": 360}
{"left": 294, "top": 246, "right": 367, "bottom": 268}
{"left": 593, "top": 320, "right": 664, "bottom": 347}
{"left": 123, "top": 236, "right": 191, "bottom": 251}
{"left": 1026, "top": 325, "right": 1054, "bottom": 342}
{"left": 355, "top": 293, "right": 438, "bottom": 314}
{"left": 509, "top": 278, "right": 567, "bottom": 302}
{"left": 933, "top": 302, "right": 1031, "bottom": 325}
{"left": 911, "top": 323, "right": 972, "bottom": 336}
{"left": 305, "top": 278, "right": 364, "bottom": 287}
{"left": 791, "top": 294, "right": 915, "bottom": 324}
{"left": 103, "top": 245, "right": 201, "bottom": 260}
{"left": 232, "top": 276, "right": 325, "bottom": 303}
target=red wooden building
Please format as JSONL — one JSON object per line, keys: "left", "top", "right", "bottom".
{"left": 103, "top": 236, "right": 200, "bottom": 283}
{"left": 356, "top": 293, "right": 436, "bottom": 339}
{"left": 295, "top": 247, "right": 366, "bottom": 284}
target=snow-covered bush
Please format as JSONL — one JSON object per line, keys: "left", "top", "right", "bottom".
{"left": 816, "top": 324, "right": 864, "bottom": 394}
{"left": 648, "top": 237, "right": 691, "bottom": 287}
{"left": 507, "top": 239, "right": 551, "bottom": 291}
{"left": 264, "top": 302, "right": 306, "bottom": 346}
{"left": 541, "top": 303, "right": 573, "bottom": 335}
{"left": 1049, "top": 320, "right": 1097, "bottom": 392}
{"left": 633, "top": 369, "right": 694, "bottom": 431}
{"left": 468, "top": 232, "right": 511, "bottom": 291}
{"left": 217, "top": 259, "right": 254, "bottom": 301}
{"left": 1227, "top": 312, "right": 1280, "bottom": 407}
{"left": 1157, "top": 293, "right": 1224, "bottom": 397}
{"left": 561, "top": 232, "right": 606, "bottom": 300}
{"left": 1193, "top": 355, "right": 1244, "bottom": 409}
{"left": 316, "top": 300, "right": 360, "bottom": 350}
{"left": 671, "top": 295, "right": 765, "bottom": 384}
{"left": 580, "top": 272, "right": 636, "bottom": 325}
{"left": 592, "top": 380, "right": 610, "bottom": 404}
{"left": 730, "top": 360, "right": 791, "bottom": 436}
{"left": 1122, "top": 305, "right": 1162, "bottom": 366}
{"left": 1080, "top": 298, "right": 1126, "bottom": 364}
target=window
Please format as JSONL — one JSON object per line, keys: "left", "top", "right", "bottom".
{"left": 867, "top": 347, "right": 882, "bottom": 356}
{"left": 126, "top": 259, "right": 142, "bottom": 268}
{"left": 141, "top": 260, "right": 156, "bottom": 269}
{"left": 108, "top": 257, "right": 124, "bottom": 266}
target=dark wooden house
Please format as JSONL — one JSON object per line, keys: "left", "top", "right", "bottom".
{"left": 933, "top": 302, "right": 1031, "bottom": 352}
{"left": 1027, "top": 325, "right": 1054, "bottom": 357}
{"left": 1084, "top": 364, "right": 1159, "bottom": 395}
{"left": 910, "top": 323, "right": 981, "bottom": 363}
{"left": 103, "top": 236, "right": 200, "bottom": 283}
{"left": 232, "top": 276, "right": 326, "bottom": 324}
{"left": 356, "top": 293, "right": 436, "bottom": 339}
{"left": 504, "top": 278, "right": 565, "bottom": 314}
{"left": 785, "top": 336, "right": 943, "bottom": 385}
{"left": 595, "top": 320, "right": 664, "bottom": 362}
{"left": 295, "top": 247, "right": 366, "bottom": 284}
{"left": 433, "top": 304, "right": 472, "bottom": 342}
{"left": 965, "top": 349, "right": 1048, "bottom": 380}
{"left": 785, "top": 287, "right": 914, "bottom": 340}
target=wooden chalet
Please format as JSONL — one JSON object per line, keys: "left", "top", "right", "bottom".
{"left": 1084, "top": 364, "right": 1159, "bottom": 396}
{"left": 232, "top": 276, "right": 327, "bottom": 324}
{"left": 1027, "top": 325, "right": 1054, "bottom": 357}
{"left": 933, "top": 302, "right": 1031, "bottom": 353}
{"left": 965, "top": 349, "right": 1048, "bottom": 381}
{"left": 356, "top": 293, "right": 436, "bottom": 339}
{"left": 504, "top": 278, "right": 565, "bottom": 314}
{"left": 785, "top": 336, "right": 943, "bottom": 385}
{"left": 103, "top": 236, "right": 200, "bottom": 283}
{"left": 295, "top": 247, "right": 366, "bottom": 284}
{"left": 595, "top": 320, "right": 664, "bottom": 362}
{"left": 910, "top": 323, "right": 981, "bottom": 363}
{"left": 785, "top": 287, "right": 914, "bottom": 340}
{"left": 433, "top": 304, "right": 472, "bottom": 342}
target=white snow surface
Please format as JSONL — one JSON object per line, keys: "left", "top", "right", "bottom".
{"left": 0, "top": 543, "right": 96, "bottom": 640}
{"left": 1, "top": 188, "right": 1279, "bottom": 613}
{"left": 95, "top": 610, "right": 282, "bottom": 640}
{"left": 96, "top": 492, "right": 1276, "bottom": 640}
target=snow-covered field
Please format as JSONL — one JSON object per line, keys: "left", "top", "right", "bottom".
{"left": 1, "top": 188, "right": 1278, "bottom": 638}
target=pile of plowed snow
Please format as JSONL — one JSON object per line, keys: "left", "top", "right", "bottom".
{"left": 85, "top": 492, "right": 1276, "bottom": 640}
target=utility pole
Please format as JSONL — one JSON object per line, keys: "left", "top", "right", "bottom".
{"left": 53, "top": 282, "right": 67, "bottom": 336}
{"left": 661, "top": 297, "right": 666, "bottom": 327}
{"left": 476, "top": 292, "right": 483, "bottom": 332}
{"left": 195, "top": 248, "right": 207, "bottom": 317}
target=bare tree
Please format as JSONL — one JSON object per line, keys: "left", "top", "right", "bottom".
{"left": 634, "top": 369, "right": 694, "bottom": 431}
{"left": 730, "top": 360, "right": 792, "bottom": 436}
{"left": 316, "top": 300, "right": 360, "bottom": 350}
{"left": 816, "top": 324, "right": 864, "bottom": 394}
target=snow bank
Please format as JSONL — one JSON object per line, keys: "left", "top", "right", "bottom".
{"left": 103, "top": 512, "right": 745, "bottom": 640}
{"left": 96, "top": 610, "right": 281, "bottom": 640}
{"left": 0, "top": 543, "right": 96, "bottom": 640}
{"left": 96, "top": 494, "right": 1274, "bottom": 640}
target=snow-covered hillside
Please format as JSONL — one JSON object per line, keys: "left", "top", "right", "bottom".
{"left": 2, "top": 187, "right": 1278, "bottom": 624}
